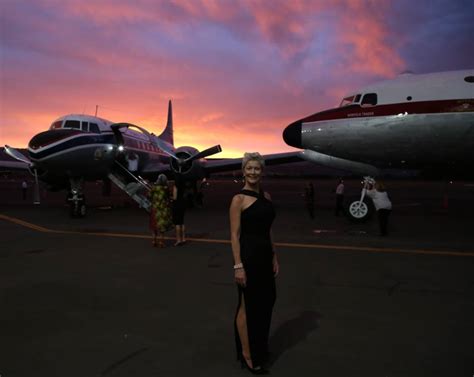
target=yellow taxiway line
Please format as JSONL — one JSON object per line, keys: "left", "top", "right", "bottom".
{"left": 1, "top": 213, "right": 474, "bottom": 257}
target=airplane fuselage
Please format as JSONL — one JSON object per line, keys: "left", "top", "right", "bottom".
{"left": 284, "top": 70, "right": 474, "bottom": 173}
{"left": 27, "top": 114, "right": 170, "bottom": 187}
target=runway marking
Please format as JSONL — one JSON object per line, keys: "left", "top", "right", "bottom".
{"left": 0, "top": 214, "right": 53, "bottom": 233}
{"left": 1, "top": 213, "right": 474, "bottom": 257}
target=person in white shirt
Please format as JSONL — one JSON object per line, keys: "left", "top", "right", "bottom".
{"left": 365, "top": 181, "right": 392, "bottom": 236}
{"left": 126, "top": 152, "right": 139, "bottom": 173}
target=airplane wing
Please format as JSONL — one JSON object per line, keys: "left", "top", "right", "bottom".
{"left": 139, "top": 151, "right": 303, "bottom": 178}
{"left": 202, "top": 151, "right": 303, "bottom": 174}
{"left": 0, "top": 147, "right": 30, "bottom": 171}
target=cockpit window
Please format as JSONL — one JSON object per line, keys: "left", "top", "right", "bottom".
{"left": 354, "top": 94, "right": 362, "bottom": 103}
{"left": 361, "top": 93, "right": 377, "bottom": 106}
{"left": 64, "top": 120, "right": 81, "bottom": 129}
{"left": 339, "top": 95, "right": 355, "bottom": 107}
{"left": 50, "top": 120, "right": 63, "bottom": 130}
{"left": 81, "top": 121, "right": 89, "bottom": 132}
{"left": 89, "top": 123, "right": 100, "bottom": 133}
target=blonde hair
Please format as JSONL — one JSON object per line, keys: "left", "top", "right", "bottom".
{"left": 241, "top": 152, "right": 265, "bottom": 170}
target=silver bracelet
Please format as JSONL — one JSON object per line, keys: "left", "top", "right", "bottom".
{"left": 233, "top": 263, "right": 244, "bottom": 270}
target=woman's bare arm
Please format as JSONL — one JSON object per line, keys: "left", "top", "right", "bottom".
{"left": 230, "top": 194, "right": 246, "bottom": 286}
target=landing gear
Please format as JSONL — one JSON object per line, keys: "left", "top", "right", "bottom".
{"left": 68, "top": 194, "right": 86, "bottom": 218}
{"left": 67, "top": 178, "right": 87, "bottom": 218}
{"left": 345, "top": 176, "right": 375, "bottom": 222}
{"left": 346, "top": 197, "right": 373, "bottom": 222}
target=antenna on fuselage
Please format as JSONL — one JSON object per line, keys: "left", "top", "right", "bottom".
{"left": 95, "top": 105, "right": 99, "bottom": 117}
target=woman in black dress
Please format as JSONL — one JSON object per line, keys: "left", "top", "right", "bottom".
{"left": 229, "top": 152, "right": 279, "bottom": 374}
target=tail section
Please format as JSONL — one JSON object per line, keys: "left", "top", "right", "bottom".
{"left": 158, "top": 100, "right": 174, "bottom": 146}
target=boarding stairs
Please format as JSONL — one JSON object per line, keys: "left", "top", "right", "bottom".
{"left": 107, "top": 161, "right": 152, "bottom": 212}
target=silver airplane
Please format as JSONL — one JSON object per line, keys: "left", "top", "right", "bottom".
{"left": 283, "top": 69, "right": 474, "bottom": 219}
{"left": 3, "top": 101, "right": 301, "bottom": 217}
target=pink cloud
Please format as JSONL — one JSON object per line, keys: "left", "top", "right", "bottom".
{"left": 336, "top": 2, "right": 406, "bottom": 77}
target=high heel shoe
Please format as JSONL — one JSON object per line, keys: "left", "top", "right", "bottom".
{"left": 240, "top": 357, "right": 269, "bottom": 375}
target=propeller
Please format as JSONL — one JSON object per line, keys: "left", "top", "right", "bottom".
{"left": 183, "top": 145, "right": 222, "bottom": 164}
{"left": 174, "top": 145, "right": 222, "bottom": 174}
{"left": 4, "top": 145, "right": 41, "bottom": 205}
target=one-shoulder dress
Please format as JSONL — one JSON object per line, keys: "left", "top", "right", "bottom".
{"left": 234, "top": 189, "right": 276, "bottom": 366}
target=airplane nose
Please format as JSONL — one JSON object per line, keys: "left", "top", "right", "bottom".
{"left": 283, "top": 121, "right": 302, "bottom": 148}
{"left": 29, "top": 129, "right": 80, "bottom": 150}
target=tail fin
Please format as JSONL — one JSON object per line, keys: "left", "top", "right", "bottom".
{"left": 158, "top": 100, "right": 174, "bottom": 146}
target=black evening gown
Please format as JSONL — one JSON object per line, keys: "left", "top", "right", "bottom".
{"left": 234, "top": 189, "right": 276, "bottom": 366}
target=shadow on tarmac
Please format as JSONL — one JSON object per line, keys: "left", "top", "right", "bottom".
{"left": 268, "top": 310, "right": 321, "bottom": 366}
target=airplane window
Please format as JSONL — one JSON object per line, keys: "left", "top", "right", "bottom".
{"left": 50, "top": 121, "right": 63, "bottom": 130}
{"left": 407, "top": 96, "right": 412, "bottom": 101}
{"left": 81, "top": 121, "right": 89, "bottom": 132}
{"left": 361, "top": 93, "right": 377, "bottom": 106}
{"left": 89, "top": 123, "right": 100, "bottom": 133}
{"left": 339, "top": 95, "right": 355, "bottom": 107}
{"left": 354, "top": 94, "right": 362, "bottom": 103}
{"left": 64, "top": 120, "right": 81, "bottom": 129}
{"left": 464, "top": 76, "right": 474, "bottom": 83}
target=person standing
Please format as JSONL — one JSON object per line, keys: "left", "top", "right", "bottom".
{"left": 229, "top": 152, "right": 279, "bottom": 374}
{"left": 335, "top": 179, "right": 344, "bottom": 216}
{"left": 126, "top": 152, "right": 139, "bottom": 173}
{"left": 172, "top": 177, "right": 186, "bottom": 246}
{"left": 365, "top": 181, "right": 392, "bottom": 236}
{"left": 21, "top": 180, "right": 28, "bottom": 200}
{"left": 149, "top": 174, "right": 173, "bottom": 247}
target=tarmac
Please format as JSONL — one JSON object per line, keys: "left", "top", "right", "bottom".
{"left": 1, "top": 177, "right": 474, "bottom": 377}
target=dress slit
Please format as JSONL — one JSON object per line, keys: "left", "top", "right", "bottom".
{"left": 234, "top": 288, "right": 243, "bottom": 360}
{"left": 234, "top": 286, "right": 257, "bottom": 364}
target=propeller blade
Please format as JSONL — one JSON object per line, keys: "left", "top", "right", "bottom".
{"left": 152, "top": 137, "right": 179, "bottom": 161}
{"left": 184, "top": 145, "right": 222, "bottom": 164}
{"left": 4, "top": 145, "right": 32, "bottom": 165}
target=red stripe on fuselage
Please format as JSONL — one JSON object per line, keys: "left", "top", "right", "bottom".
{"left": 122, "top": 134, "right": 164, "bottom": 155}
{"left": 300, "top": 99, "right": 474, "bottom": 124}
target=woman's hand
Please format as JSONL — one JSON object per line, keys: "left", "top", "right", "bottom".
{"left": 273, "top": 254, "right": 280, "bottom": 277}
{"left": 235, "top": 268, "right": 247, "bottom": 287}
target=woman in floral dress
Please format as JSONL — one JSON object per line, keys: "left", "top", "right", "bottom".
{"left": 150, "top": 174, "right": 173, "bottom": 247}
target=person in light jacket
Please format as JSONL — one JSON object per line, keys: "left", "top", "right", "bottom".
{"left": 365, "top": 181, "right": 392, "bottom": 236}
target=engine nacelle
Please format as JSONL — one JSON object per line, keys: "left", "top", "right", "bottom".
{"left": 170, "top": 146, "right": 205, "bottom": 179}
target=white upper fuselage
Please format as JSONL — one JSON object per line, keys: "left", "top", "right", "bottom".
{"left": 283, "top": 69, "right": 474, "bottom": 171}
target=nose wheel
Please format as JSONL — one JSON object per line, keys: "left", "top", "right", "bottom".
{"left": 346, "top": 198, "right": 373, "bottom": 222}
{"left": 348, "top": 200, "right": 369, "bottom": 220}
{"left": 67, "top": 192, "right": 87, "bottom": 218}
{"left": 67, "top": 178, "right": 87, "bottom": 218}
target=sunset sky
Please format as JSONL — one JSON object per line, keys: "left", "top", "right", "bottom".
{"left": 1, "top": 0, "right": 473, "bottom": 157}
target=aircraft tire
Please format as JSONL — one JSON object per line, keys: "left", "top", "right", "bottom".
{"left": 69, "top": 201, "right": 86, "bottom": 218}
{"left": 78, "top": 203, "right": 87, "bottom": 218}
{"left": 345, "top": 197, "right": 374, "bottom": 222}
